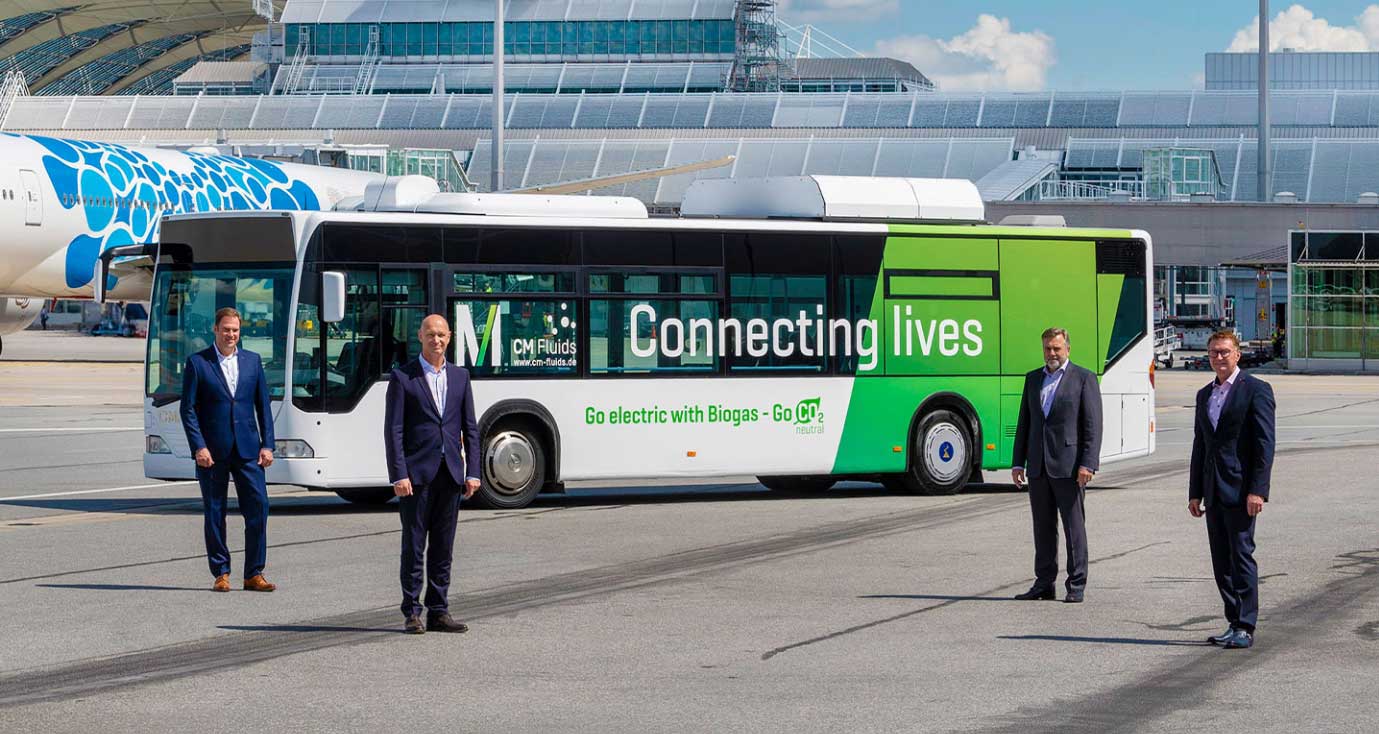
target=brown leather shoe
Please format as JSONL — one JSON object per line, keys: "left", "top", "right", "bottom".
{"left": 212, "top": 574, "right": 231, "bottom": 593}
{"left": 242, "top": 574, "right": 276, "bottom": 592}
{"left": 405, "top": 615, "right": 426, "bottom": 635}
{"left": 427, "top": 613, "right": 469, "bottom": 633}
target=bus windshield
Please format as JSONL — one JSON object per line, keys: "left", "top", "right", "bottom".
{"left": 145, "top": 264, "right": 294, "bottom": 404}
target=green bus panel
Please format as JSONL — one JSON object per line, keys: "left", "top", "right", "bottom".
{"left": 997, "top": 239, "right": 1099, "bottom": 376}
{"left": 879, "top": 236, "right": 1001, "bottom": 377}
{"left": 833, "top": 376, "right": 1004, "bottom": 473}
{"left": 883, "top": 299, "right": 1000, "bottom": 376}
{"left": 882, "top": 237, "right": 999, "bottom": 271}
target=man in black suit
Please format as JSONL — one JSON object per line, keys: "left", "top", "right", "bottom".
{"left": 384, "top": 314, "right": 482, "bottom": 635}
{"left": 1190, "top": 330, "right": 1276, "bottom": 650}
{"left": 1011, "top": 327, "right": 1103, "bottom": 603}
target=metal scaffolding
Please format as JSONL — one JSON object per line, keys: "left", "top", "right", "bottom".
{"left": 729, "top": 0, "right": 788, "bottom": 93}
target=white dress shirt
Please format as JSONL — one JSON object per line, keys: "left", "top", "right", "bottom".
{"left": 420, "top": 356, "right": 447, "bottom": 417}
{"left": 1039, "top": 360, "right": 1070, "bottom": 418}
{"left": 217, "top": 347, "right": 239, "bottom": 395}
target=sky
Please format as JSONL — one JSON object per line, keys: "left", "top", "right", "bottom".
{"left": 774, "top": 1, "right": 1379, "bottom": 91}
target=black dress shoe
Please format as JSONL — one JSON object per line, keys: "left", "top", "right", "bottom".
{"left": 1222, "top": 629, "right": 1253, "bottom": 649}
{"left": 427, "top": 613, "right": 469, "bottom": 633}
{"left": 405, "top": 615, "right": 426, "bottom": 635}
{"left": 1014, "top": 587, "right": 1056, "bottom": 601}
{"left": 1063, "top": 591, "right": 1084, "bottom": 604}
{"left": 1207, "top": 627, "right": 1235, "bottom": 645}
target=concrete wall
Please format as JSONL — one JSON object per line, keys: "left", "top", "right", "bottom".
{"left": 986, "top": 201, "right": 1379, "bottom": 267}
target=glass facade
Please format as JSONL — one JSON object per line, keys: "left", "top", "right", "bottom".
{"left": 1141, "top": 148, "right": 1220, "bottom": 200}
{"left": 1288, "top": 231, "right": 1379, "bottom": 368}
{"left": 286, "top": 20, "right": 735, "bottom": 60}
{"left": 1206, "top": 52, "right": 1379, "bottom": 91}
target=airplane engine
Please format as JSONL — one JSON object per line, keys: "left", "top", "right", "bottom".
{"left": 0, "top": 297, "right": 44, "bottom": 352}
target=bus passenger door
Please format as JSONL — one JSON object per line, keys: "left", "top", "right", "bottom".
{"left": 879, "top": 236, "right": 1002, "bottom": 470}
{"left": 997, "top": 239, "right": 1098, "bottom": 465}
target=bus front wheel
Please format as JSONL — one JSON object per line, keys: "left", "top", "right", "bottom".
{"left": 757, "top": 475, "right": 836, "bottom": 494}
{"left": 888, "top": 409, "right": 973, "bottom": 496}
{"left": 474, "top": 422, "right": 547, "bottom": 509}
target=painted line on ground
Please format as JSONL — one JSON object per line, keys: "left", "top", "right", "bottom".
{"left": 0, "top": 482, "right": 196, "bottom": 502}
{"left": 0, "top": 427, "right": 142, "bottom": 433}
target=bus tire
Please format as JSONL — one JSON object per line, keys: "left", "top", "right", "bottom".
{"left": 474, "top": 421, "right": 547, "bottom": 509}
{"left": 335, "top": 488, "right": 395, "bottom": 505}
{"left": 892, "top": 409, "right": 973, "bottom": 496}
{"left": 756, "top": 475, "right": 835, "bottom": 494}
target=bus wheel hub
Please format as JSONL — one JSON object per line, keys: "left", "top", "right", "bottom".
{"left": 922, "top": 423, "right": 965, "bottom": 483}
{"left": 487, "top": 432, "right": 535, "bottom": 493}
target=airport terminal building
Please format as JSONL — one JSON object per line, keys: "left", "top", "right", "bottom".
{"left": 4, "top": 0, "right": 1379, "bottom": 363}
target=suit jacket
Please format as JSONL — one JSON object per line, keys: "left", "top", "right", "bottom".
{"left": 1013, "top": 362, "right": 1103, "bottom": 480}
{"left": 1190, "top": 371, "right": 1276, "bottom": 508}
{"left": 384, "top": 358, "right": 481, "bottom": 487}
{"left": 181, "top": 347, "right": 275, "bottom": 463}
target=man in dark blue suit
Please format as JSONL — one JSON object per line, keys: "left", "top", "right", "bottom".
{"left": 1190, "top": 330, "right": 1276, "bottom": 650}
{"left": 384, "top": 314, "right": 481, "bottom": 635}
{"left": 181, "top": 307, "right": 277, "bottom": 593}
{"left": 1012, "top": 327, "right": 1103, "bottom": 604}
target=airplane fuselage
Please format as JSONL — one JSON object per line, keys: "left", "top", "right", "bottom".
{"left": 0, "top": 133, "right": 380, "bottom": 314}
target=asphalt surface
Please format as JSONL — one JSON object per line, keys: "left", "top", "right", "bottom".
{"left": 0, "top": 348, "right": 1377, "bottom": 733}
{"left": 0, "top": 330, "right": 145, "bottom": 362}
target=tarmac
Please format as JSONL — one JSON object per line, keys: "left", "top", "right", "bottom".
{"left": 1, "top": 330, "right": 1377, "bottom": 733}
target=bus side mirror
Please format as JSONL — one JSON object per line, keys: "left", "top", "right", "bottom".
{"left": 321, "top": 271, "right": 347, "bottom": 323}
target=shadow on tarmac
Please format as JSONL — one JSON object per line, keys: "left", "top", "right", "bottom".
{"left": 218, "top": 624, "right": 404, "bottom": 635}
{"left": 37, "top": 583, "right": 207, "bottom": 592}
{"left": 998, "top": 634, "right": 1208, "bottom": 647}
{"left": 859, "top": 593, "right": 1017, "bottom": 602}
{"left": 0, "top": 482, "right": 1021, "bottom": 517}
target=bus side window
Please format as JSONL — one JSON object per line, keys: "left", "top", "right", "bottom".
{"left": 382, "top": 269, "right": 427, "bottom": 371}
{"left": 725, "top": 233, "right": 830, "bottom": 374}
{"left": 834, "top": 235, "right": 885, "bottom": 374}
{"left": 320, "top": 268, "right": 382, "bottom": 412}
{"left": 1097, "top": 240, "right": 1149, "bottom": 368}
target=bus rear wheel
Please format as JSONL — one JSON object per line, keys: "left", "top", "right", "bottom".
{"left": 335, "top": 488, "right": 395, "bottom": 505}
{"left": 888, "top": 409, "right": 973, "bottom": 496}
{"left": 474, "top": 422, "right": 547, "bottom": 509}
{"left": 757, "top": 475, "right": 836, "bottom": 494}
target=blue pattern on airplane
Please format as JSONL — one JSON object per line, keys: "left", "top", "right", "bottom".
{"left": 6, "top": 134, "right": 321, "bottom": 289}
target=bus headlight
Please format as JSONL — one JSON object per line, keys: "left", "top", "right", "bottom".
{"left": 146, "top": 435, "right": 171, "bottom": 454}
{"left": 274, "top": 439, "right": 315, "bottom": 459}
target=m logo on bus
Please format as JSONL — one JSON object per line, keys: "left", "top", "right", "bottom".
{"left": 454, "top": 303, "right": 501, "bottom": 367}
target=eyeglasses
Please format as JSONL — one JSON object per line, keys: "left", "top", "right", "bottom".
{"left": 1208, "top": 349, "right": 1236, "bottom": 358}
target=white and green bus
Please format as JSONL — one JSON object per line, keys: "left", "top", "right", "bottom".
{"left": 128, "top": 176, "right": 1155, "bottom": 508}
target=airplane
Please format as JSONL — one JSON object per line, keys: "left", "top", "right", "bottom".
{"left": 0, "top": 132, "right": 382, "bottom": 355}
{"left": 0, "top": 130, "right": 734, "bottom": 357}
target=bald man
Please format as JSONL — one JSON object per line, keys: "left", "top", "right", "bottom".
{"left": 384, "top": 314, "right": 482, "bottom": 635}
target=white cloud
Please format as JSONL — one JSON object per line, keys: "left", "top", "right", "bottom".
{"left": 776, "top": 0, "right": 899, "bottom": 24}
{"left": 874, "top": 15, "right": 1056, "bottom": 92}
{"left": 1227, "top": 4, "right": 1379, "bottom": 52}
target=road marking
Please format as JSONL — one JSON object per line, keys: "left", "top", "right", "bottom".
{"left": 0, "top": 427, "right": 142, "bottom": 433}
{"left": 0, "top": 481, "right": 196, "bottom": 502}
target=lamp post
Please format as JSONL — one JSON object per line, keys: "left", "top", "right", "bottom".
{"left": 491, "top": 0, "right": 505, "bottom": 192}
{"left": 1258, "top": 0, "right": 1270, "bottom": 202}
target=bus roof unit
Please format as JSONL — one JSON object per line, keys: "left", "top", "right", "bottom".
{"left": 346, "top": 174, "right": 649, "bottom": 219}
{"left": 680, "top": 176, "right": 986, "bottom": 223}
